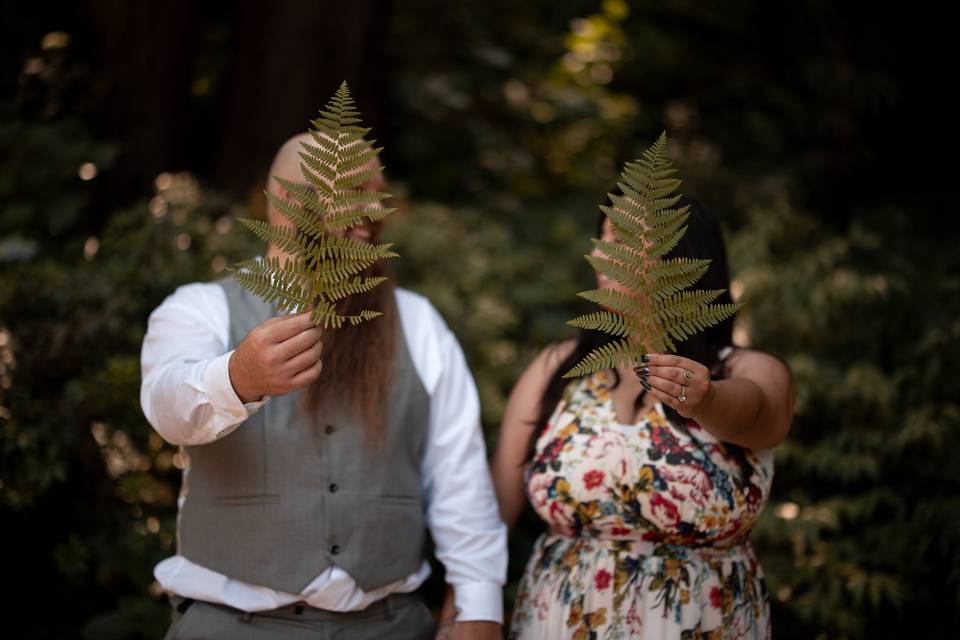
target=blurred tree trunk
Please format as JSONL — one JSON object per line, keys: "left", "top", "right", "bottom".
{"left": 87, "top": 0, "right": 199, "bottom": 202}
{"left": 214, "top": 0, "right": 386, "bottom": 199}
{"left": 84, "top": 0, "right": 385, "bottom": 205}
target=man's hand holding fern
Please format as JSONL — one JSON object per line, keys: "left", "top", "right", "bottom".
{"left": 228, "top": 311, "right": 324, "bottom": 402}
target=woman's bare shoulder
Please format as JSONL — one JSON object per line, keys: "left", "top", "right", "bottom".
{"left": 515, "top": 339, "right": 577, "bottom": 390}
{"left": 726, "top": 347, "right": 793, "bottom": 391}
{"left": 541, "top": 338, "right": 577, "bottom": 368}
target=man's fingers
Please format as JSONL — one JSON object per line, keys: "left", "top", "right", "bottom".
{"left": 290, "top": 358, "right": 323, "bottom": 388}
{"left": 266, "top": 311, "right": 318, "bottom": 342}
{"left": 283, "top": 341, "right": 323, "bottom": 376}
{"left": 276, "top": 326, "right": 323, "bottom": 361}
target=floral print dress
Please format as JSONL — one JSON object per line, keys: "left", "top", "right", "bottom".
{"left": 509, "top": 362, "right": 775, "bottom": 639}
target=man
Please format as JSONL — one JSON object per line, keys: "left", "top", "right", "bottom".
{"left": 140, "top": 133, "right": 506, "bottom": 639}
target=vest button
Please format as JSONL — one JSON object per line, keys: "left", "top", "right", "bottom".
{"left": 330, "top": 544, "right": 341, "bottom": 555}
{"left": 329, "top": 483, "right": 338, "bottom": 493}
{"left": 325, "top": 424, "right": 336, "bottom": 435}
{"left": 294, "top": 604, "right": 305, "bottom": 615}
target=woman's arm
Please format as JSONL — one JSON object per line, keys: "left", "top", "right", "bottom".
{"left": 491, "top": 340, "right": 575, "bottom": 531}
{"left": 643, "top": 349, "right": 795, "bottom": 450}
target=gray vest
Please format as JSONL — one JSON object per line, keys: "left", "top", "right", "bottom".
{"left": 179, "top": 275, "right": 431, "bottom": 594}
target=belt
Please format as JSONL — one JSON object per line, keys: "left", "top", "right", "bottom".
{"left": 169, "top": 591, "right": 422, "bottom": 623}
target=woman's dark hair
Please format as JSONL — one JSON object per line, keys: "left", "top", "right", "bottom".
{"left": 527, "top": 193, "right": 737, "bottom": 461}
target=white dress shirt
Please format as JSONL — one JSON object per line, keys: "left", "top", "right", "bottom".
{"left": 140, "top": 277, "right": 507, "bottom": 622}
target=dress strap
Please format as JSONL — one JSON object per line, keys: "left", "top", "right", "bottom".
{"left": 710, "top": 345, "right": 737, "bottom": 379}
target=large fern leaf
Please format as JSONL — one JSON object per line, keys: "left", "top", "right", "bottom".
{"left": 227, "top": 81, "right": 398, "bottom": 328}
{"left": 563, "top": 131, "right": 744, "bottom": 378}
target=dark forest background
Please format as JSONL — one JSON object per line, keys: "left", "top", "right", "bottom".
{"left": 1, "top": 1, "right": 957, "bottom": 638}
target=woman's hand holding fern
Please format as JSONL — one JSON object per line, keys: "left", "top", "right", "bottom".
{"left": 635, "top": 353, "right": 715, "bottom": 419}
{"left": 227, "top": 311, "right": 324, "bottom": 402}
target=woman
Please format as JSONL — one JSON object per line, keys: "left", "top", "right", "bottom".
{"left": 493, "top": 195, "right": 795, "bottom": 639}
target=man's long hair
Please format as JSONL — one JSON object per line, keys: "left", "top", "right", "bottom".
{"left": 296, "top": 208, "right": 397, "bottom": 445}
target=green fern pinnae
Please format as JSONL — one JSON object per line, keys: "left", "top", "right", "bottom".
{"left": 236, "top": 218, "right": 318, "bottom": 258}
{"left": 589, "top": 238, "right": 646, "bottom": 267}
{"left": 309, "top": 306, "right": 383, "bottom": 329}
{"left": 270, "top": 176, "right": 319, "bottom": 208}
{"left": 321, "top": 276, "right": 390, "bottom": 302}
{"left": 564, "top": 131, "right": 743, "bottom": 378}
{"left": 228, "top": 257, "right": 312, "bottom": 313}
{"left": 230, "top": 81, "right": 398, "bottom": 329}
{"left": 658, "top": 289, "right": 727, "bottom": 318}
{"left": 325, "top": 204, "right": 396, "bottom": 230}
{"left": 562, "top": 338, "right": 648, "bottom": 379}
{"left": 315, "top": 234, "right": 398, "bottom": 262}
{"left": 310, "top": 259, "right": 375, "bottom": 285}
{"left": 648, "top": 206, "right": 691, "bottom": 235}
{"left": 584, "top": 254, "right": 650, "bottom": 293}
{"left": 575, "top": 287, "right": 644, "bottom": 318}
{"left": 651, "top": 258, "right": 712, "bottom": 300}
{"left": 646, "top": 193, "right": 685, "bottom": 214}
{"left": 337, "top": 163, "right": 384, "bottom": 191}
{"left": 650, "top": 257, "right": 711, "bottom": 283}
{"left": 646, "top": 224, "right": 688, "bottom": 260}
{"left": 262, "top": 190, "right": 325, "bottom": 237}
{"left": 660, "top": 303, "right": 741, "bottom": 342}
{"left": 567, "top": 310, "right": 635, "bottom": 337}
{"left": 600, "top": 202, "right": 648, "bottom": 241}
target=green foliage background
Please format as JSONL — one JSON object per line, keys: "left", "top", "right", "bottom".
{"left": 1, "top": 2, "right": 956, "bottom": 638}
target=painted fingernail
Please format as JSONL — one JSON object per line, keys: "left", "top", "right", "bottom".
{"left": 634, "top": 366, "right": 650, "bottom": 375}
{"left": 640, "top": 354, "right": 650, "bottom": 363}
{"left": 641, "top": 380, "right": 652, "bottom": 391}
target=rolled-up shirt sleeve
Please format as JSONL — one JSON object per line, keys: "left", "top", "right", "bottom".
{"left": 140, "top": 283, "right": 269, "bottom": 446}
{"left": 421, "top": 309, "right": 508, "bottom": 623}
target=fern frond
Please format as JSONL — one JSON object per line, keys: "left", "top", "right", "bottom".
{"left": 584, "top": 254, "right": 650, "bottom": 293}
{"left": 651, "top": 258, "right": 711, "bottom": 300}
{"left": 575, "top": 287, "right": 645, "bottom": 318}
{"left": 590, "top": 238, "right": 643, "bottom": 265}
{"left": 315, "top": 234, "right": 398, "bottom": 261}
{"left": 263, "top": 190, "right": 326, "bottom": 239}
{"left": 235, "top": 218, "right": 318, "bottom": 258}
{"left": 567, "top": 310, "right": 634, "bottom": 337}
{"left": 322, "top": 275, "right": 390, "bottom": 302}
{"left": 660, "top": 302, "right": 742, "bottom": 342}
{"left": 230, "top": 81, "right": 397, "bottom": 329}
{"left": 565, "top": 131, "right": 743, "bottom": 377}
{"left": 562, "top": 338, "right": 646, "bottom": 378}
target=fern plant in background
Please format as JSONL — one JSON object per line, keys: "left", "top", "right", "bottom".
{"left": 564, "top": 132, "right": 742, "bottom": 378}
{"left": 228, "top": 81, "right": 398, "bottom": 328}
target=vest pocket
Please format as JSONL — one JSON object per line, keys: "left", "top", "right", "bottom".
{"left": 189, "top": 419, "right": 269, "bottom": 501}
{"left": 375, "top": 498, "right": 426, "bottom": 563}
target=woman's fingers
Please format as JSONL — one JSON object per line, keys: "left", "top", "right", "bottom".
{"left": 644, "top": 384, "right": 677, "bottom": 410}
{"left": 645, "top": 374, "right": 685, "bottom": 398}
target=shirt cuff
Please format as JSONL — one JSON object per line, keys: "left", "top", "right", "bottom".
{"left": 203, "top": 350, "right": 269, "bottom": 437}
{"left": 453, "top": 582, "right": 503, "bottom": 623}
